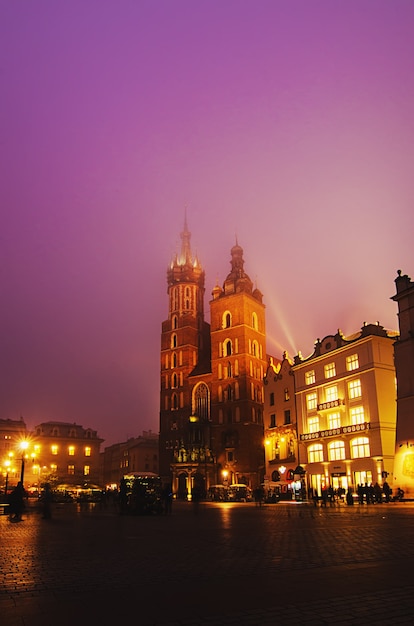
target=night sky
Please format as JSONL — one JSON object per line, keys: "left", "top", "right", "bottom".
{"left": 1, "top": 1, "right": 413, "bottom": 447}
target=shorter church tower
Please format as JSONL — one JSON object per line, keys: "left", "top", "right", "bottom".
{"left": 209, "top": 242, "right": 267, "bottom": 488}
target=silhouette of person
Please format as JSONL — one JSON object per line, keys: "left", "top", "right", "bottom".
{"left": 8, "top": 481, "right": 26, "bottom": 522}
{"left": 41, "top": 483, "right": 53, "bottom": 519}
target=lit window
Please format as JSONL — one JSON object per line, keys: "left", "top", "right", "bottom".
{"left": 84, "top": 447, "right": 91, "bottom": 457}
{"left": 328, "top": 412, "right": 341, "bottom": 429}
{"left": 305, "top": 370, "right": 315, "bottom": 385}
{"left": 50, "top": 464, "right": 57, "bottom": 473}
{"left": 325, "top": 386, "right": 338, "bottom": 402}
{"left": 308, "top": 444, "right": 323, "bottom": 463}
{"left": 68, "top": 464, "right": 75, "bottom": 475}
{"left": 324, "top": 363, "right": 336, "bottom": 379}
{"left": 51, "top": 445, "right": 58, "bottom": 456}
{"left": 68, "top": 446, "right": 75, "bottom": 456}
{"left": 84, "top": 465, "right": 90, "bottom": 476}
{"left": 346, "top": 354, "right": 359, "bottom": 371}
{"left": 306, "top": 392, "right": 318, "bottom": 411}
{"left": 351, "top": 437, "right": 370, "bottom": 459}
{"left": 252, "top": 312, "right": 258, "bottom": 330}
{"left": 308, "top": 417, "right": 319, "bottom": 433}
{"left": 328, "top": 440, "right": 345, "bottom": 461}
{"left": 223, "top": 312, "right": 231, "bottom": 328}
{"left": 350, "top": 406, "right": 365, "bottom": 425}
{"left": 348, "top": 379, "right": 362, "bottom": 399}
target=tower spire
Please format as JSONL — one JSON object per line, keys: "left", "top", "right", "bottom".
{"left": 179, "top": 213, "right": 192, "bottom": 266}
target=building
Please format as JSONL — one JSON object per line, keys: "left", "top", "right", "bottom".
{"left": 101, "top": 431, "right": 159, "bottom": 488}
{"left": 159, "top": 220, "right": 268, "bottom": 497}
{"left": 292, "top": 323, "right": 398, "bottom": 497}
{"left": 0, "top": 417, "right": 28, "bottom": 493}
{"left": 263, "top": 353, "right": 299, "bottom": 500}
{"left": 391, "top": 270, "right": 414, "bottom": 497}
{"left": 29, "top": 421, "right": 104, "bottom": 489}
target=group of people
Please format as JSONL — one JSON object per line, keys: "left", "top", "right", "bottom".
{"left": 6, "top": 482, "right": 54, "bottom": 522}
{"left": 310, "top": 481, "right": 405, "bottom": 507}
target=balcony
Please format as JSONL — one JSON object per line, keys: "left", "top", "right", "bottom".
{"left": 300, "top": 421, "right": 370, "bottom": 441}
{"left": 317, "top": 398, "right": 345, "bottom": 412}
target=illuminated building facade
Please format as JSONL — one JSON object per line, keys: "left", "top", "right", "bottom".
{"left": 263, "top": 353, "right": 298, "bottom": 500}
{"left": 101, "top": 431, "right": 159, "bottom": 488}
{"left": 159, "top": 220, "right": 268, "bottom": 496}
{"left": 293, "top": 323, "right": 398, "bottom": 496}
{"left": 391, "top": 270, "right": 414, "bottom": 497}
{"left": 30, "top": 421, "right": 103, "bottom": 489}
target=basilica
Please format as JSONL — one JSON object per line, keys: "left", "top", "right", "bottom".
{"left": 159, "top": 219, "right": 270, "bottom": 498}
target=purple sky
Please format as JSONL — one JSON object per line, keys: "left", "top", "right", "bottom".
{"left": 1, "top": 1, "right": 413, "bottom": 447}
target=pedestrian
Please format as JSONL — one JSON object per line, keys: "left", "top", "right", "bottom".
{"left": 41, "top": 483, "right": 53, "bottom": 519}
{"left": 8, "top": 481, "right": 26, "bottom": 522}
{"left": 162, "top": 484, "right": 173, "bottom": 515}
{"left": 346, "top": 487, "right": 354, "bottom": 505}
{"left": 373, "top": 482, "right": 383, "bottom": 504}
{"left": 383, "top": 481, "right": 391, "bottom": 503}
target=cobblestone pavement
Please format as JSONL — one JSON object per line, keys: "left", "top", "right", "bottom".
{"left": 1, "top": 499, "right": 414, "bottom": 625}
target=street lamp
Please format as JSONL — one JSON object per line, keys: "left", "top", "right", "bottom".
{"left": 19, "top": 441, "right": 29, "bottom": 486}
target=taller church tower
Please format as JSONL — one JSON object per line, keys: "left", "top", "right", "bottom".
{"left": 159, "top": 219, "right": 211, "bottom": 480}
{"left": 210, "top": 242, "right": 267, "bottom": 487}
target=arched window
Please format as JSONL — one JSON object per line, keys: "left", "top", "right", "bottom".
{"left": 193, "top": 383, "right": 210, "bottom": 421}
{"left": 172, "top": 288, "right": 179, "bottom": 311}
{"left": 223, "top": 311, "right": 232, "bottom": 328}
{"left": 172, "top": 393, "right": 178, "bottom": 410}
{"left": 328, "top": 440, "right": 345, "bottom": 461}
{"left": 350, "top": 437, "right": 370, "bottom": 459}
{"left": 172, "top": 373, "right": 178, "bottom": 388}
{"left": 252, "top": 312, "right": 258, "bottom": 330}
{"left": 172, "top": 352, "right": 177, "bottom": 368}
{"left": 252, "top": 340, "right": 259, "bottom": 357}
{"left": 185, "top": 286, "right": 191, "bottom": 309}
{"left": 224, "top": 339, "right": 232, "bottom": 356}
{"left": 171, "top": 333, "right": 177, "bottom": 348}
{"left": 308, "top": 444, "right": 323, "bottom": 463}
{"left": 172, "top": 315, "right": 178, "bottom": 329}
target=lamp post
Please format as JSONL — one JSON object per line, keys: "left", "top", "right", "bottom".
{"left": 19, "top": 441, "right": 29, "bottom": 486}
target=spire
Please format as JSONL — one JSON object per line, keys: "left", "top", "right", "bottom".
{"left": 178, "top": 213, "right": 192, "bottom": 266}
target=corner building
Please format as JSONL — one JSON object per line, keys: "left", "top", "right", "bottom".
{"left": 293, "top": 323, "right": 397, "bottom": 496}
{"left": 159, "top": 221, "right": 267, "bottom": 497}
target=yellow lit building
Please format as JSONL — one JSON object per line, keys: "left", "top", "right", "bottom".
{"left": 30, "top": 421, "right": 104, "bottom": 489}
{"left": 293, "top": 323, "right": 398, "bottom": 496}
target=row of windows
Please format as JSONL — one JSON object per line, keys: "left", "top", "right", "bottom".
{"left": 307, "top": 437, "right": 370, "bottom": 462}
{"left": 171, "top": 286, "right": 196, "bottom": 312}
{"left": 44, "top": 464, "right": 91, "bottom": 475}
{"left": 307, "top": 406, "right": 365, "bottom": 433}
{"left": 221, "top": 310, "right": 259, "bottom": 330}
{"left": 220, "top": 338, "right": 263, "bottom": 359}
{"left": 33, "top": 445, "right": 92, "bottom": 457}
{"left": 305, "top": 354, "right": 359, "bottom": 385}
{"left": 269, "top": 410, "right": 291, "bottom": 427}
{"left": 306, "top": 379, "right": 362, "bottom": 411}
{"left": 165, "top": 350, "right": 197, "bottom": 370}
{"left": 217, "top": 407, "right": 262, "bottom": 424}
{"left": 269, "top": 389, "right": 290, "bottom": 405}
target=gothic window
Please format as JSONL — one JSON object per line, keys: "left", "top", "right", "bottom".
{"left": 172, "top": 393, "right": 178, "bottom": 410}
{"left": 227, "top": 361, "right": 232, "bottom": 378}
{"left": 172, "top": 288, "right": 179, "bottom": 311}
{"left": 171, "top": 333, "right": 177, "bottom": 348}
{"left": 172, "top": 315, "right": 178, "bottom": 329}
{"left": 193, "top": 383, "right": 210, "bottom": 421}
{"left": 224, "top": 339, "right": 232, "bottom": 356}
{"left": 252, "top": 312, "right": 258, "bottom": 330}
{"left": 252, "top": 340, "right": 259, "bottom": 357}
{"left": 172, "top": 352, "right": 177, "bottom": 368}
{"left": 185, "top": 286, "right": 191, "bottom": 309}
{"left": 172, "top": 373, "right": 178, "bottom": 388}
{"left": 223, "top": 311, "right": 232, "bottom": 328}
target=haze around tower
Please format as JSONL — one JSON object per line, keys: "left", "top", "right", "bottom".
{"left": 1, "top": 1, "right": 413, "bottom": 446}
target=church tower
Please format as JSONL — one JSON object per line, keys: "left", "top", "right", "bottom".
{"left": 159, "top": 219, "right": 211, "bottom": 482}
{"left": 209, "top": 242, "right": 267, "bottom": 488}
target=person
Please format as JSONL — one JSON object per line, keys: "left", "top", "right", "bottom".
{"left": 383, "top": 481, "right": 391, "bottom": 503}
{"left": 162, "top": 484, "right": 173, "bottom": 515}
{"left": 41, "top": 483, "right": 53, "bottom": 519}
{"left": 8, "top": 481, "right": 26, "bottom": 522}
{"left": 373, "top": 482, "right": 383, "bottom": 504}
{"left": 346, "top": 486, "right": 354, "bottom": 506}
